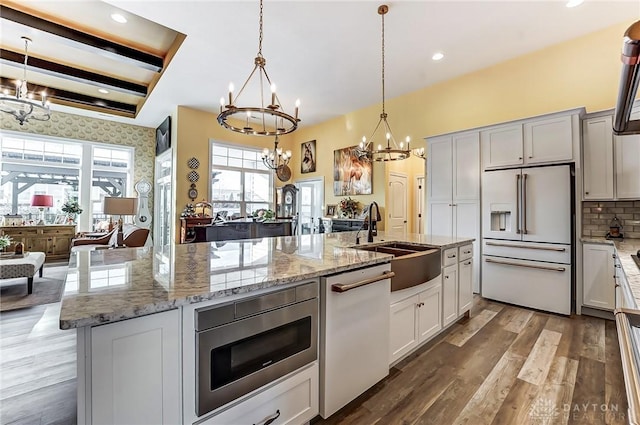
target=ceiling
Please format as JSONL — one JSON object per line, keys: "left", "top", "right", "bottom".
{"left": 2, "top": 1, "right": 639, "bottom": 130}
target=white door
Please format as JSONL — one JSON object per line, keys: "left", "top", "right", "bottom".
{"left": 582, "top": 243, "right": 615, "bottom": 310}
{"left": 453, "top": 132, "right": 480, "bottom": 201}
{"left": 481, "top": 168, "right": 521, "bottom": 240}
{"left": 415, "top": 176, "right": 425, "bottom": 234}
{"left": 388, "top": 172, "right": 408, "bottom": 234}
{"left": 521, "top": 165, "right": 571, "bottom": 244}
{"left": 481, "top": 125, "right": 523, "bottom": 169}
{"left": 427, "top": 201, "right": 452, "bottom": 237}
{"left": 615, "top": 134, "right": 640, "bottom": 199}
{"left": 524, "top": 115, "right": 573, "bottom": 164}
{"left": 582, "top": 115, "right": 614, "bottom": 200}
{"left": 427, "top": 137, "right": 452, "bottom": 201}
{"left": 296, "top": 178, "right": 324, "bottom": 233}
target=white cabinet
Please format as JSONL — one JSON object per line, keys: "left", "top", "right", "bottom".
{"left": 583, "top": 114, "right": 614, "bottom": 200}
{"left": 615, "top": 134, "right": 640, "bottom": 199}
{"left": 458, "top": 255, "right": 473, "bottom": 316}
{"left": 389, "top": 279, "right": 442, "bottom": 365}
{"left": 582, "top": 243, "right": 615, "bottom": 311}
{"left": 482, "top": 111, "right": 578, "bottom": 170}
{"left": 442, "top": 263, "right": 459, "bottom": 327}
{"left": 427, "top": 131, "right": 480, "bottom": 292}
{"left": 481, "top": 124, "right": 523, "bottom": 169}
{"left": 89, "top": 310, "right": 181, "bottom": 425}
{"left": 207, "top": 363, "right": 318, "bottom": 425}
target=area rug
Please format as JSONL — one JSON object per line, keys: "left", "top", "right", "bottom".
{"left": 0, "top": 265, "right": 68, "bottom": 312}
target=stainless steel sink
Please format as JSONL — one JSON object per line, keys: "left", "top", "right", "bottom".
{"left": 354, "top": 243, "right": 441, "bottom": 291}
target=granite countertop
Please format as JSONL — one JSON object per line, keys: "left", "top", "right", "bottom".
{"left": 581, "top": 237, "right": 640, "bottom": 309}
{"left": 59, "top": 231, "right": 473, "bottom": 329}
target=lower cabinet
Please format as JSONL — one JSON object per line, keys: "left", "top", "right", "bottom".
{"left": 458, "top": 257, "right": 473, "bottom": 315}
{"left": 208, "top": 363, "right": 319, "bottom": 425}
{"left": 389, "top": 279, "right": 442, "bottom": 365}
{"left": 443, "top": 264, "right": 459, "bottom": 326}
{"left": 582, "top": 243, "right": 615, "bottom": 311}
{"left": 86, "top": 310, "right": 181, "bottom": 425}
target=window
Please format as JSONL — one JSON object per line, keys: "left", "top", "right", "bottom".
{"left": 0, "top": 134, "right": 133, "bottom": 230}
{"left": 211, "top": 142, "right": 273, "bottom": 218}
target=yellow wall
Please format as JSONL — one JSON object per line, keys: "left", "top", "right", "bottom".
{"left": 283, "top": 20, "right": 634, "bottom": 233}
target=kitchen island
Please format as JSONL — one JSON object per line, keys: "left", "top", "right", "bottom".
{"left": 60, "top": 231, "right": 474, "bottom": 425}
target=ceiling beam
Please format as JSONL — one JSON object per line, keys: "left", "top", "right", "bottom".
{"left": 0, "top": 49, "right": 148, "bottom": 97}
{"left": 0, "top": 77, "right": 137, "bottom": 116}
{"left": 0, "top": 5, "right": 164, "bottom": 73}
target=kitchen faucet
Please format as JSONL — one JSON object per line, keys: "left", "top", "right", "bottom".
{"left": 367, "top": 201, "right": 380, "bottom": 243}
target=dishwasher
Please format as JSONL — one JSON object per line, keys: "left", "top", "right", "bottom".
{"left": 319, "top": 263, "right": 392, "bottom": 418}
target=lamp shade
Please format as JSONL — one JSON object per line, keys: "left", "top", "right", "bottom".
{"left": 103, "top": 197, "right": 138, "bottom": 215}
{"left": 31, "top": 194, "right": 53, "bottom": 208}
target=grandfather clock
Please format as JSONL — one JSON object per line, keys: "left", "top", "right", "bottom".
{"left": 134, "top": 179, "right": 152, "bottom": 231}
{"left": 280, "top": 184, "right": 298, "bottom": 218}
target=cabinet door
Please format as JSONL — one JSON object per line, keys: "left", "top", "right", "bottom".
{"left": 481, "top": 125, "right": 523, "bottom": 169}
{"left": 615, "top": 134, "right": 640, "bottom": 199}
{"left": 582, "top": 115, "right": 614, "bottom": 200}
{"left": 427, "top": 202, "right": 452, "bottom": 237}
{"left": 52, "top": 236, "right": 71, "bottom": 258}
{"left": 91, "top": 310, "right": 180, "bottom": 425}
{"left": 427, "top": 137, "right": 453, "bottom": 201}
{"left": 524, "top": 114, "right": 573, "bottom": 164}
{"left": 453, "top": 132, "right": 480, "bottom": 201}
{"left": 442, "top": 264, "right": 459, "bottom": 326}
{"left": 582, "top": 244, "right": 615, "bottom": 310}
{"left": 458, "top": 258, "right": 473, "bottom": 315}
{"left": 418, "top": 283, "right": 442, "bottom": 343}
{"left": 27, "top": 236, "right": 48, "bottom": 253}
{"left": 389, "top": 295, "right": 419, "bottom": 365}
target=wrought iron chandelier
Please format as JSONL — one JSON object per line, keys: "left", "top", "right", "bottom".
{"left": 358, "top": 5, "right": 411, "bottom": 162}
{"left": 0, "top": 37, "right": 51, "bottom": 126}
{"left": 217, "top": 0, "right": 300, "bottom": 136}
{"left": 261, "top": 135, "right": 291, "bottom": 170}
{"left": 413, "top": 147, "right": 426, "bottom": 159}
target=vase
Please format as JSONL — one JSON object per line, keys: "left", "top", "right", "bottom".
{"left": 66, "top": 213, "right": 77, "bottom": 224}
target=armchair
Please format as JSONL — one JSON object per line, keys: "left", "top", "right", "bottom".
{"left": 71, "top": 229, "right": 117, "bottom": 247}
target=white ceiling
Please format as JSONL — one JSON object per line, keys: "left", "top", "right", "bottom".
{"left": 49, "top": 0, "right": 640, "bottom": 129}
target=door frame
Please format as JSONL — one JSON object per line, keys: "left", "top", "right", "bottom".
{"left": 387, "top": 171, "right": 408, "bottom": 234}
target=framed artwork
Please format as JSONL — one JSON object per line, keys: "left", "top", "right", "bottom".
{"left": 326, "top": 204, "right": 336, "bottom": 217}
{"left": 301, "top": 140, "right": 316, "bottom": 174}
{"left": 333, "top": 146, "right": 372, "bottom": 195}
{"left": 54, "top": 214, "right": 67, "bottom": 224}
{"left": 156, "top": 116, "right": 171, "bottom": 156}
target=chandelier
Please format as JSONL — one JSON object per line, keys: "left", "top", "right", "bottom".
{"left": 217, "top": 0, "right": 300, "bottom": 136}
{"left": 358, "top": 5, "right": 410, "bottom": 162}
{"left": 413, "top": 147, "right": 426, "bottom": 159}
{"left": 261, "top": 135, "right": 291, "bottom": 170}
{"left": 0, "top": 37, "right": 51, "bottom": 126}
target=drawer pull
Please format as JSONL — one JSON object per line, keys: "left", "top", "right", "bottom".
{"left": 463, "top": 261, "right": 472, "bottom": 265}
{"left": 485, "top": 241, "right": 566, "bottom": 252}
{"left": 463, "top": 250, "right": 471, "bottom": 254}
{"left": 255, "top": 409, "right": 281, "bottom": 425}
{"left": 331, "top": 271, "right": 395, "bottom": 293}
{"left": 447, "top": 254, "right": 456, "bottom": 258}
{"left": 485, "top": 257, "right": 565, "bottom": 272}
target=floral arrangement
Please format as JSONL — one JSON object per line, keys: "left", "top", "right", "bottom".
{"left": 61, "top": 200, "right": 83, "bottom": 215}
{"left": 0, "top": 235, "right": 12, "bottom": 250}
{"left": 339, "top": 197, "right": 359, "bottom": 217}
{"left": 253, "top": 209, "right": 275, "bottom": 221}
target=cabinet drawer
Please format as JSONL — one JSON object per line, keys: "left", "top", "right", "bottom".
{"left": 2, "top": 228, "right": 38, "bottom": 236}
{"left": 208, "top": 363, "right": 318, "bottom": 425}
{"left": 41, "top": 227, "right": 74, "bottom": 236}
{"left": 443, "top": 247, "right": 458, "bottom": 267}
{"left": 459, "top": 244, "right": 473, "bottom": 261}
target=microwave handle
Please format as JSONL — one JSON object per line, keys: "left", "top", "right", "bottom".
{"left": 331, "top": 271, "right": 395, "bottom": 293}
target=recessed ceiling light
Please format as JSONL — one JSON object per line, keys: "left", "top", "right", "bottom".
{"left": 98, "top": 88, "right": 109, "bottom": 94}
{"left": 110, "top": 13, "right": 127, "bottom": 24}
{"left": 432, "top": 52, "right": 444, "bottom": 61}
{"left": 566, "top": 0, "right": 584, "bottom": 8}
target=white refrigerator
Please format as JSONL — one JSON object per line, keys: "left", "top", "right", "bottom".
{"left": 481, "top": 164, "right": 573, "bottom": 315}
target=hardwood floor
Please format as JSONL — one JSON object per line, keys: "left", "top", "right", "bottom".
{"left": 315, "top": 297, "right": 628, "bottom": 425}
{"left": 0, "top": 295, "right": 626, "bottom": 425}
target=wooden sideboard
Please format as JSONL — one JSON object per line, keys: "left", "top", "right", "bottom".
{"left": 1, "top": 225, "right": 76, "bottom": 262}
{"left": 180, "top": 217, "right": 214, "bottom": 243}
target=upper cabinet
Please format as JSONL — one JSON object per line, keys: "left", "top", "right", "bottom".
{"left": 582, "top": 109, "right": 640, "bottom": 200}
{"left": 482, "top": 109, "right": 581, "bottom": 170}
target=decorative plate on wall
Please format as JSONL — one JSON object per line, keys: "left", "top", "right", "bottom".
{"left": 187, "top": 157, "right": 200, "bottom": 169}
{"left": 187, "top": 170, "right": 200, "bottom": 182}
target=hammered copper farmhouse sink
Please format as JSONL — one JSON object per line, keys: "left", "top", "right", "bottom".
{"left": 354, "top": 243, "right": 441, "bottom": 291}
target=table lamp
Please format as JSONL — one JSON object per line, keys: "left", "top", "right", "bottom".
{"left": 103, "top": 197, "right": 138, "bottom": 247}
{"left": 31, "top": 194, "right": 53, "bottom": 225}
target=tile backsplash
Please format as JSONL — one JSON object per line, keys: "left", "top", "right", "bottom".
{"left": 582, "top": 201, "right": 640, "bottom": 238}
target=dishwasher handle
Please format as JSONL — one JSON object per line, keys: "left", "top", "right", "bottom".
{"left": 331, "top": 271, "right": 395, "bottom": 293}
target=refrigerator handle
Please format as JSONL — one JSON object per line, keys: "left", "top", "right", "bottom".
{"left": 516, "top": 174, "right": 521, "bottom": 234}
{"left": 523, "top": 173, "right": 528, "bottom": 235}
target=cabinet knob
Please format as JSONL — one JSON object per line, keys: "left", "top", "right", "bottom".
{"left": 528, "top": 156, "right": 533, "bottom": 159}
{"left": 518, "top": 157, "right": 523, "bottom": 160}
{"left": 585, "top": 192, "right": 589, "bottom": 195}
